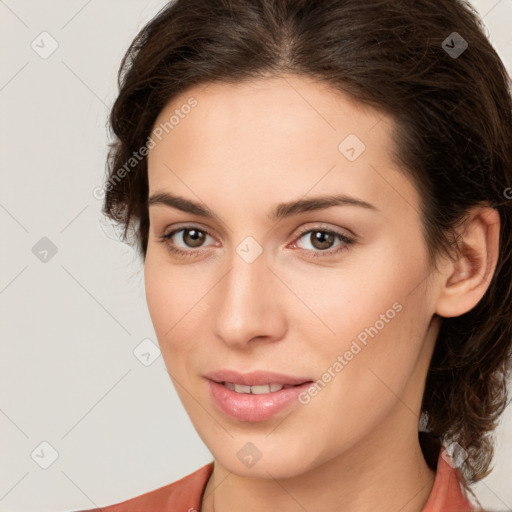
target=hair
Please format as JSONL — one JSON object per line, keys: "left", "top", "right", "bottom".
{"left": 102, "top": 0, "right": 512, "bottom": 489}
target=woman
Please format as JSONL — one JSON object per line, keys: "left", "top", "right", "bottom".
{"left": 76, "top": 0, "right": 512, "bottom": 510}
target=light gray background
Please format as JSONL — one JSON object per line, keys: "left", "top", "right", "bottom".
{"left": 0, "top": 1, "right": 511, "bottom": 511}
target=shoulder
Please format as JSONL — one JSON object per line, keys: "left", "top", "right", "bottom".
{"left": 69, "top": 462, "right": 214, "bottom": 512}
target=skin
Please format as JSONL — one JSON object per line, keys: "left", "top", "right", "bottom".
{"left": 144, "top": 74, "right": 500, "bottom": 512}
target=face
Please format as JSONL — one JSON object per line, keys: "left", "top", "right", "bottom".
{"left": 145, "top": 74, "right": 442, "bottom": 479}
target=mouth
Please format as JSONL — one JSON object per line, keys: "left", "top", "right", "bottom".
{"left": 204, "top": 370, "right": 315, "bottom": 422}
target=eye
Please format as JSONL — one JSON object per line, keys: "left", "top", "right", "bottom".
{"left": 291, "top": 226, "right": 355, "bottom": 258}
{"left": 159, "top": 226, "right": 216, "bottom": 258}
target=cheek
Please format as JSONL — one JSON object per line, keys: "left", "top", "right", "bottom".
{"left": 284, "top": 248, "right": 421, "bottom": 350}
{"left": 144, "top": 254, "right": 170, "bottom": 336}
{"left": 310, "top": 264, "right": 432, "bottom": 417}
{"left": 144, "top": 248, "right": 199, "bottom": 337}
{"left": 144, "top": 252, "right": 215, "bottom": 371}
{"left": 292, "top": 295, "right": 429, "bottom": 465}
{"left": 296, "top": 241, "right": 432, "bottom": 394}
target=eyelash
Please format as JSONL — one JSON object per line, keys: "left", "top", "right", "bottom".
{"left": 158, "top": 224, "right": 355, "bottom": 260}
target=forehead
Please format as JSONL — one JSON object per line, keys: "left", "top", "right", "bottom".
{"left": 152, "top": 74, "right": 390, "bottom": 148}
{"left": 147, "top": 75, "right": 419, "bottom": 221}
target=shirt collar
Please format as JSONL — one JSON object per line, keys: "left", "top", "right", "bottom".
{"left": 421, "top": 446, "right": 476, "bottom": 511}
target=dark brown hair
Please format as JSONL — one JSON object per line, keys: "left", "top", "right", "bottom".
{"left": 102, "top": 0, "right": 512, "bottom": 487}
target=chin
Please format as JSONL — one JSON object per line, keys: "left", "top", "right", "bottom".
{"left": 206, "top": 433, "right": 324, "bottom": 480}
{"left": 227, "top": 455, "right": 311, "bottom": 480}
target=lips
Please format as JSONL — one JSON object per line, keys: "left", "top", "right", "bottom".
{"left": 204, "top": 369, "right": 314, "bottom": 422}
{"left": 207, "top": 380, "right": 314, "bottom": 422}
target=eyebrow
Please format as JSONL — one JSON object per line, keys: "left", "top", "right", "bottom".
{"left": 148, "top": 191, "right": 380, "bottom": 221}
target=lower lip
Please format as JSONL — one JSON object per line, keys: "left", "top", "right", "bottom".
{"left": 207, "top": 380, "right": 313, "bottom": 422}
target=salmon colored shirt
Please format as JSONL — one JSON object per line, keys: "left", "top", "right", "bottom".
{"left": 74, "top": 447, "right": 479, "bottom": 512}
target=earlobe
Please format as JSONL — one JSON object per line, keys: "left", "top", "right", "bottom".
{"left": 435, "top": 207, "right": 500, "bottom": 318}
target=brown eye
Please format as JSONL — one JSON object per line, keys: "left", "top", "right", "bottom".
{"left": 160, "top": 226, "right": 214, "bottom": 257}
{"left": 292, "top": 226, "right": 355, "bottom": 259}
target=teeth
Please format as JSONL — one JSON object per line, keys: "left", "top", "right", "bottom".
{"left": 224, "top": 382, "right": 286, "bottom": 394}
{"left": 234, "top": 383, "right": 252, "bottom": 393}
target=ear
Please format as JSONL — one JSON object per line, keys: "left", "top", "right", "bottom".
{"left": 435, "top": 206, "right": 500, "bottom": 318}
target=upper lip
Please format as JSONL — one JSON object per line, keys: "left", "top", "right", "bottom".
{"left": 204, "top": 369, "right": 313, "bottom": 386}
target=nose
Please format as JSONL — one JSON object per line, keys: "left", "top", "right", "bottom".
{"left": 212, "top": 250, "right": 287, "bottom": 350}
